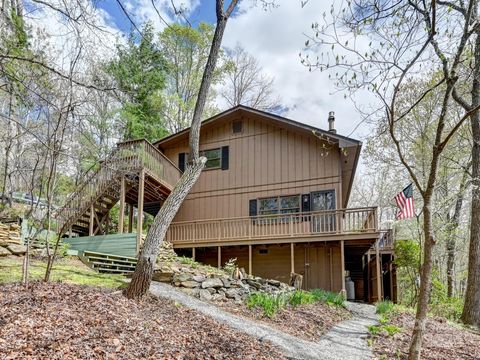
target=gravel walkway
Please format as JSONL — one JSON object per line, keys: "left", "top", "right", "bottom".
{"left": 150, "top": 282, "right": 378, "bottom": 359}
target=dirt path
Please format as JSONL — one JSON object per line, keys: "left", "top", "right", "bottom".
{"left": 150, "top": 282, "right": 378, "bottom": 360}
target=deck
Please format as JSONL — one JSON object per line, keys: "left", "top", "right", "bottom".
{"left": 167, "top": 207, "right": 379, "bottom": 248}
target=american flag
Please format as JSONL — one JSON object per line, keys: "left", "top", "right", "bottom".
{"left": 395, "top": 184, "right": 415, "bottom": 219}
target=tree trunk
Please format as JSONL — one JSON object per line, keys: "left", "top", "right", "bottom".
{"left": 446, "top": 170, "right": 468, "bottom": 298}
{"left": 408, "top": 202, "right": 435, "bottom": 359}
{"left": 125, "top": 1, "right": 238, "bottom": 299}
{"left": 461, "top": 29, "right": 480, "bottom": 328}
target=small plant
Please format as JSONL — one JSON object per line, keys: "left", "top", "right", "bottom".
{"left": 383, "top": 324, "right": 401, "bottom": 336}
{"left": 376, "top": 300, "right": 395, "bottom": 315}
{"left": 222, "top": 258, "right": 237, "bottom": 275}
{"left": 310, "top": 288, "right": 345, "bottom": 307}
{"left": 246, "top": 292, "right": 289, "bottom": 318}
{"left": 368, "top": 325, "right": 381, "bottom": 336}
{"left": 178, "top": 256, "right": 197, "bottom": 266}
{"left": 289, "top": 290, "right": 316, "bottom": 307}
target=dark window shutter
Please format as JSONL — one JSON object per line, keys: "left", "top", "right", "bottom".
{"left": 302, "top": 194, "right": 311, "bottom": 212}
{"left": 221, "top": 146, "right": 229, "bottom": 170}
{"left": 249, "top": 199, "right": 257, "bottom": 217}
{"left": 178, "top": 153, "right": 186, "bottom": 172}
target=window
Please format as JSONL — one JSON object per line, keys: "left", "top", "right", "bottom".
{"left": 258, "top": 195, "right": 300, "bottom": 216}
{"left": 200, "top": 148, "right": 221, "bottom": 169}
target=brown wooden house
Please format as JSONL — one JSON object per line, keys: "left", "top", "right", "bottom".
{"left": 59, "top": 105, "right": 395, "bottom": 303}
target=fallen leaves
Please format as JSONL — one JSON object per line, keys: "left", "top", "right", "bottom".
{"left": 0, "top": 282, "right": 284, "bottom": 359}
{"left": 371, "top": 312, "right": 480, "bottom": 359}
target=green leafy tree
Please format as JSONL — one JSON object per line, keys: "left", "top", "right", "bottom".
{"left": 107, "top": 23, "right": 168, "bottom": 141}
{"left": 158, "top": 22, "right": 220, "bottom": 133}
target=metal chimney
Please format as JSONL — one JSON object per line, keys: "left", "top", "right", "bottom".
{"left": 328, "top": 111, "right": 336, "bottom": 133}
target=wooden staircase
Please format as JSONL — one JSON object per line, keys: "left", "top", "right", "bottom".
{"left": 79, "top": 250, "right": 137, "bottom": 274}
{"left": 55, "top": 139, "right": 181, "bottom": 237}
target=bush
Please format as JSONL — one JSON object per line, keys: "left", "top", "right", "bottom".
{"left": 429, "top": 297, "right": 464, "bottom": 321}
{"left": 289, "top": 290, "right": 316, "bottom": 307}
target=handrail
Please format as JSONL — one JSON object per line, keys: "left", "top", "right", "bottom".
{"left": 167, "top": 207, "right": 378, "bottom": 244}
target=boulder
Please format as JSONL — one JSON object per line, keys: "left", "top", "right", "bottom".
{"left": 201, "top": 278, "right": 224, "bottom": 289}
{"left": 225, "top": 288, "right": 241, "bottom": 299}
{"left": 192, "top": 275, "right": 206, "bottom": 282}
{"left": 0, "top": 246, "right": 11, "bottom": 256}
{"left": 181, "top": 288, "right": 200, "bottom": 297}
{"left": 211, "top": 293, "right": 226, "bottom": 301}
{"left": 199, "top": 289, "right": 212, "bottom": 301}
{"left": 152, "top": 272, "right": 173, "bottom": 283}
{"left": 6, "top": 244, "right": 26, "bottom": 255}
{"left": 267, "top": 279, "right": 281, "bottom": 287}
{"left": 174, "top": 273, "right": 192, "bottom": 282}
{"left": 245, "top": 279, "right": 262, "bottom": 290}
{"left": 180, "top": 280, "right": 200, "bottom": 288}
{"left": 206, "top": 287, "right": 217, "bottom": 294}
{"left": 221, "top": 278, "right": 231, "bottom": 288}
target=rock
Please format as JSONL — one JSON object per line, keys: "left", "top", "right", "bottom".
{"left": 199, "top": 289, "right": 212, "bottom": 301}
{"left": 180, "top": 280, "right": 200, "bottom": 288}
{"left": 6, "top": 244, "right": 26, "bottom": 255}
{"left": 152, "top": 272, "right": 173, "bottom": 283}
{"left": 174, "top": 273, "right": 192, "bottom": 282}
{"left": 267, "top": 279, "right": 281, "bottom": 287}
{"left": 221, "top": 278, "right": 231, "bottom": 288}
{"left": 211, "top": 293, "right": 225, "bottom": 301}
{"left": 225, "top": 288, "right": 240, "bottom": 299}
{"left": 0, "top": 239, "right": 8, "bottom": 247}
{"left": 0, "top": 246, "right": 10, "bottom": 256}
{"left": 201, "top": 278, "right": 224, "bottom": 289}
{"left": 192, "top": 275, "right": 206, "bottom": 282}
{"left": 245, "top": 279, "right": 262, "bottom": 290}
{"left": 181, "top": 288, "right": 200, "bottom": 297}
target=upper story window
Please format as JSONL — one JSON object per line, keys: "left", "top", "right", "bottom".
{"left": 199, "top": 148, "right": 221, "bottom": 169}
{"left": 178, "top": 146, "right": 229, "bottom": 172}
{"left": 258, "top": 195, "right": 300, "bottom": 216}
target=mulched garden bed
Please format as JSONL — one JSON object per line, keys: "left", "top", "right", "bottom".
{"left": 371, "top": 312, "right": 480, "bottom": 359}
{"left": 219, "top": 301, "right": 351, "bottom": 342}
{"left": 0, "top": 282, "right": 285, "bottom": 359}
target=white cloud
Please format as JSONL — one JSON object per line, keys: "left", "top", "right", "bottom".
{"left": 223, "top": 0, "right": 375, "bottom": 139}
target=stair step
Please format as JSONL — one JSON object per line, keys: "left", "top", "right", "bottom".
{"left": 86, "top": 256, "right": 137, "bottom": 266}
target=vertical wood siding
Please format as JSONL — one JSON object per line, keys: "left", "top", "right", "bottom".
{"left": 163, "top": 114, "right": 342, "bottom": 222}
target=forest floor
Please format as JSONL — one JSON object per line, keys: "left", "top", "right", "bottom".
{"left": 218, "top": 298, "right": 351, "bottom": 342}
{"left": 370, "top": 310, "right": 480, "bottom": 359}
{"left": 0, "top": 281, "right": 284, "bottom": 359}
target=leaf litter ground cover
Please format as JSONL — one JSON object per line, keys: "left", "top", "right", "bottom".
{"left": 0, "top": 282, "right": 285, "bottom": 359}
{"left": 371, "top": 312, "right": 480, "bottom": 359}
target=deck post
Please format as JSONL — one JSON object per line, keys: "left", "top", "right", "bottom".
{"left": 69, "top": 226, "right": 72, "bottom": 238}
{"left": 89, "top": 204, "right": 94, "bottom": 236}
{"left": 248, "top": 245, "right": 252, "bottom": 275}
{"left": 128, "top": 204, "right": 134, "bottom": 233}
{"left": 217, "top": 246, "right": 222, "bottom": 269}
{"left": 118, "top": 175, "right": 125, "bottom": 234}
{"left": 192, "top": 247, "right": 196, "bottom": 261}
{"left": 136, "top": 169, "right": 145, "bottom": 254}
{"left": 376, "top": 241, "right": 382, "bottom": 301}
{"left": 290, "top": 243, "right": 295, "bottom": 274}
{"left": 340, "top": 240, "right": 346, "bottom": 298}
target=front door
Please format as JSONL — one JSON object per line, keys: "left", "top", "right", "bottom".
{"left": 311, "top": 190, "right": 336, "bottom": 232}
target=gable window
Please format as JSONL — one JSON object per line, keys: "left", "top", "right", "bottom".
{"left": 258, "top": 195, "right": 300, "bottom": 216}
{"left": 200, "top": 148, "right": 221, "bottom": 169}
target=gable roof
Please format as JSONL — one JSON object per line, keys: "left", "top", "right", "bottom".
{"left": 155, "top": 105, "right": 362, "bottom": 207}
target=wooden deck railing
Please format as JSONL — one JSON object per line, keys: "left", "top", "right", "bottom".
{"left": 56, "top": 139, "right": 181, "bottom": 233}
{"left": 166, "top": 207, "right": 378, "bottom": 245}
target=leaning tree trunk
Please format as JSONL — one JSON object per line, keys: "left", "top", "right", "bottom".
{"left": 408, "top": 201, "right": 436, "bottom": 359}
{"left": 461, "top": 30, "right": 480, "bottom": 328}
{"left": 125, "top": 0, "right": 238, "bottom": 299}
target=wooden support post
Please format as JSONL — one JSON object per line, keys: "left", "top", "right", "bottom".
{"left": 128, "top": 204, "right": 134, "bottom": 233}
{"left": 217, "top": 246, "right": 222, "bottom": 269}
{"left": 340, "top": 240, "right": 346, "bottom": 298}
{"left": 118, "top": 175, "right": 125, "bottom": 234}
{"left": 136, "top": 170, "right": 145, "bottom": 254}
{"left": 69, "top": 226, "right": 72, "bottom": 238}
{"left": 89, "top": 204, "right": 94, "bottom": 236}
{"left": 376, "top": 241, "right": 382, "bottom": 302}
{"left": 367, "top": 251, "right": 371, "bottom": 302}
{"left": 290, "top": 243, "right": 295, "bottom": 274}
{"left": 248, "top": 245, "right": 252, "bottom": 275}
{"left": 192, "top": 247, "right": 196, "bottom": 261}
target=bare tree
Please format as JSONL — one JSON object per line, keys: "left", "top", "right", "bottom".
{"left": 221, "top": 45, "right": 281, "bottom": 111}
{"left": 303, "top": 0, "right": 480, "bottom": 357}
{"left": 124, "top": 0, "right": 240, "bottom": 299}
